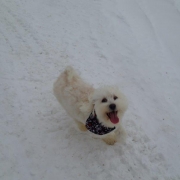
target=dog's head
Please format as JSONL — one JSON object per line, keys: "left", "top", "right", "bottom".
{"left": 91, "top": 86, "right": 128, "bottom": 127}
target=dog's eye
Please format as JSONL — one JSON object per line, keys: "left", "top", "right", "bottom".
{"left": 102, "top": 98, "right": 107, "bottom": 103}
{"left": 114, "top": 96, "right": 118, "bottom": 100}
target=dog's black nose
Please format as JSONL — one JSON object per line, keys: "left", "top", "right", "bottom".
{"left": 109, "top": 104, "right": 116, "bottom": 110}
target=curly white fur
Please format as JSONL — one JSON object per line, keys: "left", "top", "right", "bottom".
{"left": 53, "top": 66, "right": 128, "bottom": 145}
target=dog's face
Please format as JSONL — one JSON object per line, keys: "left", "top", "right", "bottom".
{"left": 92, "top": 86, "right": 128, "bottom": 127}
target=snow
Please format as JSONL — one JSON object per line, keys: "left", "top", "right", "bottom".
{"left": 0, "top": 0, "right": 180, "bottom": 179}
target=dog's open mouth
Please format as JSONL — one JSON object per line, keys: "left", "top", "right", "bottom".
{"left": 107, "top": 111, "right": 119, "bottom": 124}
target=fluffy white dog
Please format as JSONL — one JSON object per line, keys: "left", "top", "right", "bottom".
{"left": 53, "top": 66, "right": 128, "bottom": 145}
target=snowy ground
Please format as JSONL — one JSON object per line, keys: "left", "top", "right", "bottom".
{"left": 1, "top": 0, "right": 180, "bottom": 179}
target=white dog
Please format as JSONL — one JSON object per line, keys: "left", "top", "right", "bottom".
{"left": 53, "top": 66, "right": 128, "bottom": 145}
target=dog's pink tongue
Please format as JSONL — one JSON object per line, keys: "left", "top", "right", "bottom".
{"left": 109, "top": 112, "right": 119, "bottom": 124}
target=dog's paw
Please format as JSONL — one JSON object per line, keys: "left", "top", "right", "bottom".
{"left": 103, "top": 138, "right": 116, "bottom": 145}
{"left": 102, "top": 134, "right": 117, "bottom": 145}
{"left": 75, "top": 120, "right": 87, "bottom": 132}
{"left": 78, "top": 124, "right": 87, "bottom": 132}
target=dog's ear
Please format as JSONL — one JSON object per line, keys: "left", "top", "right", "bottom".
{"left": 91, "top": 107, "right": 96, "bottom": 117}
{"left": 79, "top": 102, "right": 93, "bottom": 113}
{"left": 88, "top": 94, "right": 96, "bottom": 105}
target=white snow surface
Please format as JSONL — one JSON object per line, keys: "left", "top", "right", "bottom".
{"left": 0, "top": 0, "right": 180, "bottom": 179}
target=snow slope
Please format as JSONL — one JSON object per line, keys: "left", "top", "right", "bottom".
{"left": 0, "top": 0, "right": 180, "bottom": 179}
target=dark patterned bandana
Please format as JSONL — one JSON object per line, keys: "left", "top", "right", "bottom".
{"left": 86, "top": 113, "right": 116, "bottom": 135}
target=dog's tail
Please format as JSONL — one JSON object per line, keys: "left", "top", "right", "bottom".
{"left": 64, "top": 66, "right": 80, "bottom": 83}
{"left": 53, "top": 66, "right": 79, "bottom": 98}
